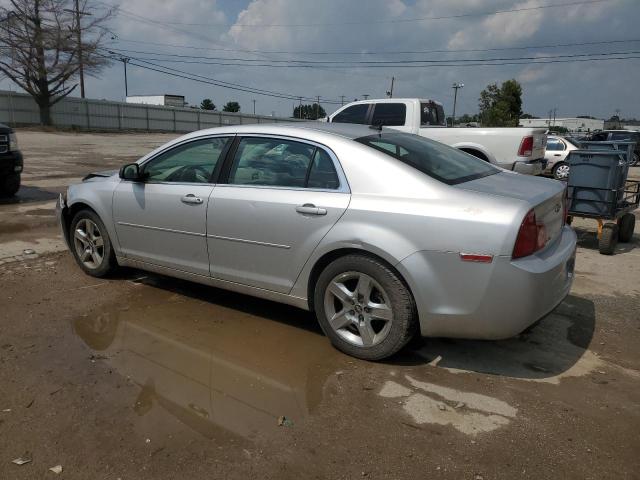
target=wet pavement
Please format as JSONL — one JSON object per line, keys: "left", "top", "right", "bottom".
{"left": 1, "top": 130, "right": 639, "bottom": 479}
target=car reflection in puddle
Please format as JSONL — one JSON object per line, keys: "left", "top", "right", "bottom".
{"left": 72, "top": 288, "right": 346, "bottom": 440}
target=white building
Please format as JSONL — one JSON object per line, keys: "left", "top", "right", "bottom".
{"left": 126, "top": 94, "right": 186, "bottom": 108}
{"left": 519, "top": 117, "right": 604, "bottom": 132}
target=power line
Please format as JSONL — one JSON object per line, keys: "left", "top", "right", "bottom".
{"left": 107, "top": 37, "right": 640, "bottom": 56}
{"left": 103, "top": 46, "right": 640, "bottom": 65}
{"left": 102, "top": 0, "right": 619, "bottom": 28}
{"left": 98, "top": 52, "right": 344, "bottom": 104}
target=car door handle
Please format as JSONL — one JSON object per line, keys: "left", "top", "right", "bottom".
{"left": 554, "top": 154, "right": 561, "bottom": 157}
{"left": 181, "top": 194, "right": 203, "bottom": 205}
{"left": 296, "top": 203, "right": 327, "bottom": 216}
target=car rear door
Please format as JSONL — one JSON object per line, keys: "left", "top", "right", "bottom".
{"left": 206, "top": 136, "right": 350, "bottom": 294}
{"left": 113, "top": 136, "right": 232, "bottom": 276}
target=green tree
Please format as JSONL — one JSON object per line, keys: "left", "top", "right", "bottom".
{"left": 478, "top": 79, "right": 523, "bottom": 127}
{"left": 200, "top": 98, "right": 216, "bottom": 110}
{"left": 520, "top": 113, "right": 538, "bottom": 119}
{"left": 223, "top": 101, "right": 240, "bottom": 112}
{"left": 293, "top": 103, "right": 326, "bottom": 120}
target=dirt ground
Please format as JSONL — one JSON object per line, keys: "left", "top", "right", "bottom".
{"left": 1, "top": 130, "right": 639, "bottom": 480}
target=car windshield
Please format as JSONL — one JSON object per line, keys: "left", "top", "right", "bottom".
{"left": 354, "top": 132, "right": 499, "bottom": 185}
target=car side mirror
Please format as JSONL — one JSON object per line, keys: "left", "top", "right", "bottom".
{"left": 119, "top": 163, "right": 144, "bottom": 181}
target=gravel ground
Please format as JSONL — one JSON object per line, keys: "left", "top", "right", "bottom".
{"left": 0, "top": 129, "right": 639, "bottom": 479}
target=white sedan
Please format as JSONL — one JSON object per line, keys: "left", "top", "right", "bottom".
{"left": 544, "top": 136, "right": 580, "bottom": 180}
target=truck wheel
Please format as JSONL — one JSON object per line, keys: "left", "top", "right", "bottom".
{"left": 599, "top": 223, "right": 619, "bottom": 255}
{"left": 69, "top": 209, "right": 118, "bottom": 277}
{"left": 314, "top": 254, "right": 417, "bottom": 361}
{"left": 0, "top": 173, "right": 20, "bottom": 197}
{"left": 618, "top": 213, "right": 635, "bottom": 243}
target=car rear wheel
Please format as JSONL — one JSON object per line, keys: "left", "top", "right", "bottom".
{"left": 314, "top": 254, "right": 417, "bottom": 360}
{"left": 552, "top": 162, "right": 570, "bottom": 180}
{"left": 618, "top": 213, "right": 635, "bottom": 243}
{"left": 599, "top": 223, "right": 619, "bottom": 255}
{"left": 70, "top": 209, "right": 117, "bottom": 277}
{"left": 0, "top": 173, "right": 20, "bottom": 197}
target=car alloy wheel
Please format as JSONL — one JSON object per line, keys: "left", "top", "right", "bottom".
{"left": 73, "top": 218, "right": 105, "bottom": 269}
{"left": 323, "top": 271, "right": 394, "bottom": 347}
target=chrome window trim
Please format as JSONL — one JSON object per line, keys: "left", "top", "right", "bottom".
{"left": 227, "top": 134, "right": 351, "bottom": 194}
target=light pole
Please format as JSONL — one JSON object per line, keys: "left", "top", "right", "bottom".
{"left": 108, "top": 52, "right": 130, "bottom": 98}
{"left": 451, "top": 82, "right": 464, "bottom": 127}
{"left": 252, "top": 99, "right": 256, "bottom": 115}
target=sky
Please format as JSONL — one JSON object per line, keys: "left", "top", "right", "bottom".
{"left": 1, "top": 0, "right": 640, "bottom": 119}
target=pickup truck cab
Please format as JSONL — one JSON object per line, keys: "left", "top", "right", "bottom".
{"left": 328, "top": 98, "right": 547, "bottom": 175}
{"left": 0, "top": 124, "right": 23, "bottom": 197}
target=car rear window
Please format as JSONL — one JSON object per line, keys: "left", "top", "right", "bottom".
{"left": 421, "top": 102, "right": 446, "bottom": 126}
{"left": 371, "top": 103, "right": 406, "bottom": 126}
{"left": 354, "top": 132, "right": 499, "bottom": 185}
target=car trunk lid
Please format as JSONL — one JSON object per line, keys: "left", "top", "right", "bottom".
{"left": 455, "top": 172, "right": 566, "bottom": 246}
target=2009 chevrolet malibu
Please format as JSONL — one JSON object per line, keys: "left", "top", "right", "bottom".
{"left": 57, "top": 123, "right": 577, "bottom": 360}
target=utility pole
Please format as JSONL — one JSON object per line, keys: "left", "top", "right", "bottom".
{"left": 122, "top": 57, "right": 129, "bottom": 97}
{"left": 340, "top": 95, "right": 345, "bottom": 106}
{"left": 316, "top": 95, "right": 320, "bottom": 120}
{"left": 298, "top": 97, "right": 303, "bottom": 119}
{"left": 451, "top": 82, "right": 464, "bottom": 127}
{"left": 65, "top": 1, "right": 91, "bottom": 98}
{"left": 252, "top": 99, "right": 256, "bottom": 115}
{"left": 553, "top": 108, "right": 557, "bottom": 127}
{"left": 386, "top": 77, "right": 395, "bottom": 98}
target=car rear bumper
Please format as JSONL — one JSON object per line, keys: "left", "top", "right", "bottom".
{"left": 397, "top": 225, "right": 577, "bottom": 339}
{"left": 512, "top": 157, "right": 546, "bottom": 175}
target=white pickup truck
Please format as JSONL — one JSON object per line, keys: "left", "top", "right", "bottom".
{"left": 327, "top": 98, "right": 547, "bottom": 175}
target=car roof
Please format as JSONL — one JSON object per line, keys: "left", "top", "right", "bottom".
{"left": 182, "top": 122, "right": 382, "bottom": 142}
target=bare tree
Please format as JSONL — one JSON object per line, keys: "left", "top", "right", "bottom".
{"left": 0, "top": 0, "right": 115, "bottom": 125}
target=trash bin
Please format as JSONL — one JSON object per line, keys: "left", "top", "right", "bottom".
{"left": 567, "top": 149, "right": 631, "bottom": 217}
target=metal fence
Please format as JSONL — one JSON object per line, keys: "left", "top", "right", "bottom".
{"left": 0, "top": 90, "right": 307, "bottom": 132}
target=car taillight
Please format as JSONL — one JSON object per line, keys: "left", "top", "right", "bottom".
{"left": 513, "top": 209, "right": 548, "bottom": 259}
{"left": 518, "top": 136, "right": 534, "bottom": 157}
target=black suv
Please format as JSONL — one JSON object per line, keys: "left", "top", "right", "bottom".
{"left": 588, "top": 130, "right": 639, "bottom": 166}
{"left": 0, "top": 123, "right": 23, "bottom": 196}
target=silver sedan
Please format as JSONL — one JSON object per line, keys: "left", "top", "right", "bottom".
{"left": 57, "top": 123, "right": 577, "bottom": 360}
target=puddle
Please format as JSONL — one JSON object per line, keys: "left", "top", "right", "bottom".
{"left": 72, "top": 282, "right": 347, "bottom": 440}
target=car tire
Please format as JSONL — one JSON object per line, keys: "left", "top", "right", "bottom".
{"left": 0, "top": 173, "right": 20, "bottom": 197}
{"left": 552, "top": 162, "right": 570, "bottom": 180}
{"left": 69, "top": 209, "right": 117, "bottom": 277}
{"left": 599, "top": 223, "right": 619, "bottom": 255}
{"left": 618, "top": 213, "right": 635, "bottom": 243}
{"left": 313, "top": 254, "right": 417, "bottom": 361}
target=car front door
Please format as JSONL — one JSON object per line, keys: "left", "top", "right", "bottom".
{"left": 113, "top": 136, "right": 232, "bottom": 276}
{"left": 207, "top": 136, "right": 350, "bottom": 294}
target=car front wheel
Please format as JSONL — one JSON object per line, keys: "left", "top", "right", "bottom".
{"left": 314, "top": 254, "right": 417, "bottom": 360}
{"left": 0, "top": 173, "right": 20, "bottom": 197}
{"left": 70, "top": 209, "right": 117, "bottom": 277}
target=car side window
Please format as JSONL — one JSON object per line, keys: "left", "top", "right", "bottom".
{"left": 228, "top": 137, "right": 315, "bottom": 188}
{"left": 332, "top": 104, "right": 369, "bottom": 124}
{"left": 143, "top": 137, "right": 230, "bottom": 183}
{"left": 610, "top": 132, "right": 632, "bottom": 141}
{"left": 307, "top": 149, "right": 340, "bottom": 189}
{"left": 371, "top": 103, "right": 406, "bottom": 126}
